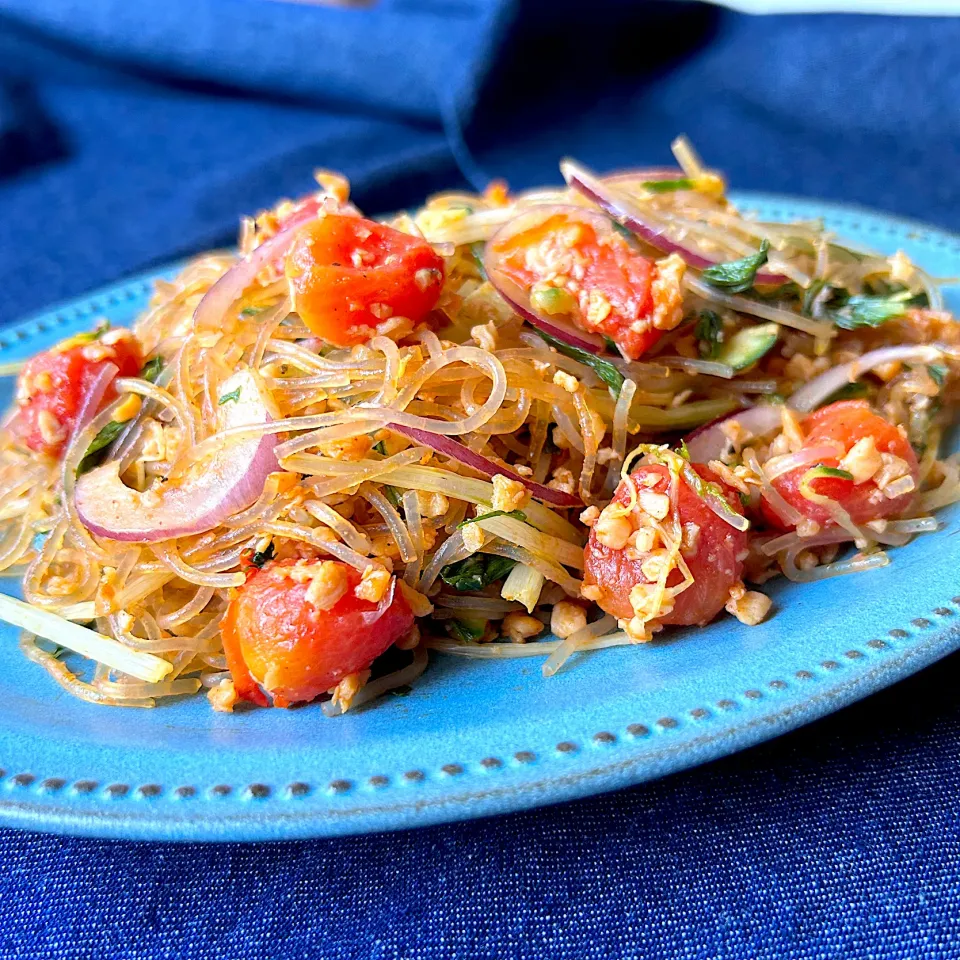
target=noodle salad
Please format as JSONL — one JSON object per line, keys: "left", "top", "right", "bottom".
{"left": 1, "top": 136, "right": 958, "bottom": 713}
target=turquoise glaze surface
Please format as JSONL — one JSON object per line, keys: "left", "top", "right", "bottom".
{"left": 0, "top": 194, "right": 958, "bottom": 841}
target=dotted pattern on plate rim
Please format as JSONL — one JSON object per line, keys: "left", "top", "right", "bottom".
{"left": 0, "top": 207, "right": 958, "bottom": 801}
{"left": 0, "top": 600, "right": 953, "bottom": 802}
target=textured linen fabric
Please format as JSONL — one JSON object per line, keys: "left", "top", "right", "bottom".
{"left": 1, "top": 3, "right": 960, "bottom": 957}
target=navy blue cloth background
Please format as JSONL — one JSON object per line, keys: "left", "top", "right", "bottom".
{"left": 1, "top": 2, "right": 960, "bottom": 956}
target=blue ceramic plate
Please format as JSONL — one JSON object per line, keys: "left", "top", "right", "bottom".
{"left": 1, "top": 194, "right": 959, "bottom": 842}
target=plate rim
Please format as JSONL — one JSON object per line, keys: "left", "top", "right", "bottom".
{"left": 0, "top": 611, "right": 957, "bottom": 841}
{"left": 2, "top": 191, "right": 959, "bottom": 842}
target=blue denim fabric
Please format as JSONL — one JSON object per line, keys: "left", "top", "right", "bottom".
{"left": 0, "top": 3, "right": 959, "bottom": 956}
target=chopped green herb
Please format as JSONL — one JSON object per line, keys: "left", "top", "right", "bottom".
{"left": 440, "top": 554, "right": 517, "bottom": 592}
{"left": 240, "top": 306, "right": 267, "bottom": 318}
{"left": 471, "top": 242, "right": 488, "bottom": 281}
{"left": 446, "top": 618, "right": 487, "bottom": 643}
{"left": 701, "top": 239, "right": 770, "bottom": 295}
{"left": 76, "top": 420, "right": 127, "bottom": 476}
{"left": 141, "top": 357, "right": 164, "bottom": 383}
{"left": 383, "top": 486, "right": 403, "bottom": 510}
{"left": 824, "top": 381, "right": 870, "bottom": 405}
{"left": 93, "top": 319, "right": 111, "bottom": 339}
{"left": 642, "top": 177, "right": 695, "bottom": 193}
{"left": 738, "top": 491, "right": 752, "bottom": 508}
{"left": 218, "top": 387, "right": 242, "bottom": 405}
{"left": 250, "top": 541, "right": 275, "bottom": 568}
{"left": 830, "top": 291, "right": 914, "bottom": 330}
{"left": 603, "top": 335, "right": 618, "bottom": 351}
{"left": 458, "top": 509, "right": 527, "bottom": 529}
{"left": 677, "top": 439, "right": 691, "bottom": 460}
{"left": 928, "top": 364, "right": 948, "bottom": 389}
{"left": 612, "top": 221, "right": 635, "bottom": 242}
{"left": 695, "top": 310, "right": 723, "bottom": 358}
{"left": 372, "top": 440, "right": 388, "bottom": 456}
{"left": 534, "top": 329, "right": 625, "bottom": 398}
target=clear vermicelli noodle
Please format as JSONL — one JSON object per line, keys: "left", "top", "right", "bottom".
{"left": 2, "top": 136, "right": 959, "bottom": 713}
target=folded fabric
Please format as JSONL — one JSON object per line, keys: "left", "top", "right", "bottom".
{"left": 0, "top": 1, "right": 957, "bottom": 327}
{"left": 0, "top": 0, "right": 515, "bottom": 122}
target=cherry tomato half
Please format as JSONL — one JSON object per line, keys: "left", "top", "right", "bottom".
{"left": 12, "top": 331, "right": 142, "bottom": 458}
{"left": 583, "top": 463, "right": 748, "bottom": 627}
{"left": 222, "top": 558, "right": 415, "bottom": 708}
{"left": 765, "top": 400, "right": 919, "bottom": 529}
{"left": 285, "top": 214, "right": 445, "bottom": 347}
{"left": 488, "top": 210, "right": 682, "bottom": 360}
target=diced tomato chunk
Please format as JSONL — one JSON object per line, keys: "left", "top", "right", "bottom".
{"left": 765, "top": 400, "right": 919, "bottom": 529}
{"left": 221, "top": 558, "right": 415, "bottom": 708}
{"left": 583, "top": 463, "right": 748, "bottom": 627}
{"left": 11, "top": 331, "right": 142, "bottom": 457}
{"left": 285, "top": 214, "right": 445, "bottom": 347}
{"left": 487, "top": 210, "right": 683, "bottom": 359}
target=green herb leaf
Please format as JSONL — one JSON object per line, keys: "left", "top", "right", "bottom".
{"left": 250, "top": 541, "right": 275, "bottom": 568}
{"left": 93, "top": 319, "right": 111, "bottom": 339}
{"left": 383, "top": 486, "right": 403, "bottom": 510}
{"left": 76, "top": 420, "right": 127, "bottom": 476}
{"left": 471, "top": 241, "right": 488, "bottom": 282}
{"left": 440, "top": 555, "right": 517, "bottom": 592}
{"left": 458, "top": 509, "right": 527, "bottom": 529}
{"left": 141, "top": 357, "right": 164, "bottom": 383}
{"left": 218, "top": 387, "right": 242, "bottom": 405}
{"left": 446, "top": 618, "right": 487, "bottom": 643}
{"left": 830, "top": 291, "right": 912, "bottom": 330}
{"left": 694, "top": 310, "right": 723, "bottom": 358}
{"left": 642, "top": 177, "right": 695, "bottom": 193}
{"left": 701, "top": 239, "right": 770, "bottom": 295}
{"left": 534, "top": 330, "right": 625, "bottom": 398}
{"left": 928, "top": 363, "right": 948, "bottom": 389}
{"left": 240, "top": 306, "right": 267, "bottom": 318}
{"left": 372, "top": 440, "right": 388, "bottom": 456}
{"left": 611, "top": 221, "right": 635, "bottom": 242}
{"left": 677, "top": 439, "right": 691, "bottom": 460}
{"left": 824, "top": 381, "right": 870, "bottom": 405}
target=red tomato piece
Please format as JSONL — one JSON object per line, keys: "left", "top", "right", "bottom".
{"left": 12, "top": 331, "right": 142, "bottom": 457}
{"left": 222, "top": 558, "right": 415, "bottom": 708}
{"left": 765, "top": 400, "right": 919, "bottom": 529}
{"left": 488, "top": 211, "right": 682, "bottom": 360}
{"left": 583, "top": 463, "right": 748, "bottom": 627}
{"left": 285, "top": 214, "right": 445, "bottom": 347}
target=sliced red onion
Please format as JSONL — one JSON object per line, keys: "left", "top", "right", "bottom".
{"left": 70, "top": 362, "right": 119, "bottom": 443}
{"left": 485, "top": 205, "right": 619, "bottom": 356}
{"left": 560, "top": 158, "right": 788, "bottom": 285}
{"left": 789, "top": 344, "right": 946, "bottom": 413}
{"left": 391, "top": 424, "right": 581, "bottom": 508}
{"left": 684, "top": 405, "right": 783, "bottom": 463}
{"left": 76, "top": 371, "right": 277, "bottom": 542}
{"left": 685, "top": 344, "right": 949, "bottom": 464}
